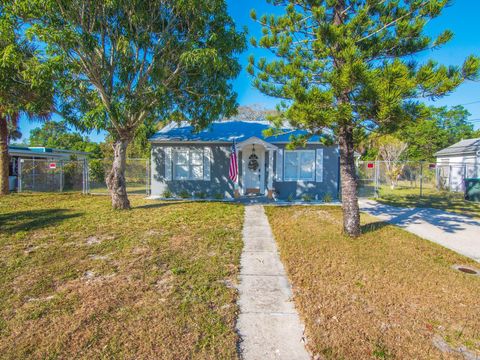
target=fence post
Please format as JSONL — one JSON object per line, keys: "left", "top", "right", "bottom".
{"left": 60, "top": 160, "right": 64, "bottom": 192}
{"left": 374, "top": 160, "right": 379, "bottom": 198}
{"left": 146, "top": 158, "right": 150, "bottom": 196}
{"left": 419, "top": 161, "right": 423, "bottom": 198}
{"left": 18, "top": 158, "right": 23, "bottom": 192}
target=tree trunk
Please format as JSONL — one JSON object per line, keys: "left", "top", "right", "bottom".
{"left": 106, "top": 139, "right": 131, "bottom": 209}
{"left": 0, "top": 117, "right": 10, "bottom": 195}
{"left": 339, "top": 125, "right": 361, "bottom": 237}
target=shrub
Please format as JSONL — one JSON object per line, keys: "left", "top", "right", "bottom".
{"left": 213, "top": 193, "right": 224, "bottom": 200}
{"left": 179, "top": 190, "right": 190, "bottom": 199}
{"left": 287, "top": 193, "right": 295, "bottom": 202}
{"left": 162, "top": 189, "right": 173, "bottom": 198}
{"left": 323, "top": 192, "right": 333, "bottom": 203}
{"left": 89, "top": 159, "right": 105, "bottom": 184}
{"left": 301, "top": 194, "right": 313, "bottom": 202}
{"left": 194, "top": 192, "right": 206, "bottom": 199}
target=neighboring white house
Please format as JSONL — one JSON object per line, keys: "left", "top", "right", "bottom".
{"left": 435, "top": 138, "right": 480, "bottom": 192}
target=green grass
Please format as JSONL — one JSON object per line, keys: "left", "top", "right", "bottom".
{"left": 376, "top": 186, "right": 480, "bottom": 217}
{"left": 0, "top": 193, "right": 244, "bottom": 359}
{"left": 266, "top": 206, "right": 480, "bottom": 359}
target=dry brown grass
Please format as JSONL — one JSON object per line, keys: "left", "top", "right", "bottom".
{"left": 265, "top": 206, "right": 480, "bottom": 360}
{"left": 0, "top": 194, "right": 244, "bottom": 359}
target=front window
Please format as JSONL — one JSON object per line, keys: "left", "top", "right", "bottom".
{"left": 173, "top": 148, "right": 204, "bottom": 180}
{"left": 284, "top": 150, "right": 315, "bottom": 181}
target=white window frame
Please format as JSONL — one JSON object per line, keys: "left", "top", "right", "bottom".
{"left": 283, "top": 150, "right": 316, "bottom": 181}
{"left": 173, "top": 148, "right": 204, "bottom": 181}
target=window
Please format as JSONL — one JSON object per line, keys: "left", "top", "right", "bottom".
{"left": 173, "top": 148, "right": 204, "bottom": 180}
{"left": 284, "top": 150, "right": 315, "bottom": 181}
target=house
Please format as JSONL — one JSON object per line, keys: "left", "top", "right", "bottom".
{"left": 435, "top": 138, "right": 480, "bottom": 192}
{"left": 149, "top": 120, "right": 340, "bottom": 200}
{"left": 8, "top": 146, "right": 90, "bottom": 191}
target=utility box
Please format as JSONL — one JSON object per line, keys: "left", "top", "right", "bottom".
{"left": 465, "top": 178, "right": 480, "bottom": 202}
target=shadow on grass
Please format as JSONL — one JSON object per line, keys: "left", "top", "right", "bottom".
{"left": 361, "top": 221, "right": 390, "bottom": 234}
{"left": 0, "top": 209, "right": 83, "bottom": 234}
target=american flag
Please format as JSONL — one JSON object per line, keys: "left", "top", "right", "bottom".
{"left": 229, "top": 140, "right": 238, "bottom": 182}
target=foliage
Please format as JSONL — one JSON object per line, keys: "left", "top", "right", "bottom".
{"left": 29, "top": 120, "right": 103, "bottom": 158}
{"left": 322, "top": 192, "right": 333, "bottom": 203}
{"left": 376, "top": 135, "right": 408, "bottom": 189}
{"left": 0, "top": 3, "right": 53, "bottom": 194}
{"left": 225, "top": 104, "right": 278, "bottom": 122}
{"left": 88, "top": 159, "right": 105, "bottom": 184}
{"left": 248, "top": 0, "right": 480, "bottom": 235}
{"left": 9, "top": 0, "right": 246, "bottom": 208}
{"left": 162, "top": 189, "right": 173, "bottom": 199}
{"left": 399, "top": 105, "right": 478, "bottom": 161}
{"left": 179, "top": 190, "right": 190, "bottom": 199}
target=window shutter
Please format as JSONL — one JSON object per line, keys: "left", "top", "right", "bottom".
{"left": 316, "top": 148, "right": 324, "bottom": 182}
{"left": 164, "top": 147, "right": 172, "bottom": 181}
{"left": 203, "top": 147, "right": 211, "bottom": 181}
{"left": 276, "top": 149, "right": 283, "bottom": 181}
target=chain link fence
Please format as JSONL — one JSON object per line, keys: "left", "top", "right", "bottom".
{"left": 356, "top": 160, "right": 480, "bottom": 199}
{"left": 17, "top": 158, "right": 150, "bottom": 195}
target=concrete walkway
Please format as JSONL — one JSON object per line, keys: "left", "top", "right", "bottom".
{"left": 236, "top": 205, "right": 310, "bottom": 360}
{"left": 360, "top": 199, "right": 480, "bottom": 263}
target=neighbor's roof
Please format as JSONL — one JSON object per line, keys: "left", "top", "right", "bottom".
{"left": 434, "top": 138, "right": 480, "bottom": 157}
{"left": 149, "top": 120, "right": 324, "bottom": 143}
{"left": 8, "top": 146, "right": 90, "bottom": 157}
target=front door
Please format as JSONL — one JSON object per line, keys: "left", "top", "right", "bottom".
{"left": 243, "top": 145, "right": 265, "bottom": 195}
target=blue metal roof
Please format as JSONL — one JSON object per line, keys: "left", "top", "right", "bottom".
{"left": 149, "top": 121, "right": 323, "bottom": 143}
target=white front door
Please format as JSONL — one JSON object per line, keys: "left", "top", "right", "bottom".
{"left": 242, "top": 146, "right": 265, "bottom": 195}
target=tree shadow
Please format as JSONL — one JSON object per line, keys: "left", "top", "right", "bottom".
{"left": 361, "top": 221, "right": 390, "bottom": 234}
{"left": 0, "top": 209, "right": 83, "bottom": 234}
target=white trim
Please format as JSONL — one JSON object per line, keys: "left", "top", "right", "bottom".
{"left": 237, "top": 136, "right": 278, "bottom": 151}
{"left": 315, "top": 148, "right": 324, "bottom": 183}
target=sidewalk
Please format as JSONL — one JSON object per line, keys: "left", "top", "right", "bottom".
{"left": 236, "top": 205, "right": 310, "bottom": 360}
{"left": 359, "top": 199, "right": 480, "bottom": 263}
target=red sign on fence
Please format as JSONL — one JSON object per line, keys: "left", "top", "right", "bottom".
{"left": 49, "top": 163, "right": 57, "bottom": 169}
{"left": 367, "top": 163, "right": 374, "bottom": 169}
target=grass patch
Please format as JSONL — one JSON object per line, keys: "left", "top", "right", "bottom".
{"left": 0, "top": 193, "right": 243, "bottom": 359}
{"left": 265, "top": 206, "right": 480, "bottom": 359}
{"left": 376, "top": 187, "right": 480, "bottom": 218}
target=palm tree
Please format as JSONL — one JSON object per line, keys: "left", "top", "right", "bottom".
{"left": 0, "top": 14, "right": 53, "bottom": 195}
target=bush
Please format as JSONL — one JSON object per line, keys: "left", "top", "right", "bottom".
{"left": 89, "top": 159, "right": 105, "bottom": 184}
{"left": 194, "top": 192, "right": 206, "bottom": 199}
{"left": 301, "top": 194, "right": 313, "bottom": 202}
{"left": 213, "top": 193, "right": 224, "bottom": 200}
{"left": 287, "top": 193, "right": 295, "bottom": 202}
{"left": 323, "top": 192, "right": 333, "bottom": 203}
{"left": 179, "top": 190, "right": 190, "bottom": 199}
{"left": 162, "top": 189, "right": 173, "bottom": 198}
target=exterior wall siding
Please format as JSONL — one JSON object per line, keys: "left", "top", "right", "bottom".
{"left": 151, "top": 142, "right": 340, "bottom": 200}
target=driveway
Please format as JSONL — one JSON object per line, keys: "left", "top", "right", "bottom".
{"left": 359, "top": 199, "right": 480, "bottom": 263}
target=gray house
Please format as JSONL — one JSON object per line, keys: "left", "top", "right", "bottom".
{"left": 149, "top": 120, "right": 340, "bottom": 201}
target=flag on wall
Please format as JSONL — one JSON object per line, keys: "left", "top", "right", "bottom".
{"left": 229, "top": 140, "right": 238, "bottom": 182}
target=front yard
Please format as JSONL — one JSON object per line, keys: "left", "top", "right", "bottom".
{"left": 0, "top": 194, "right": 243, "bottom": 359}
{"left": 266, "top": 206, "right": 480, "bottom": 359}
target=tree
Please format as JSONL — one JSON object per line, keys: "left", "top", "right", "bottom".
{"left": 12, "top": 0, "right": 245, "bottom": 209}
{"left": 377, "top": 135, "right": 407, "bottom": 189}
{"left": 29, "top": 120, "right": 103, "bottom": 158}
{"left": 227, "top": 104, "right": 278, "bottom": 122}
{"left": 398, "top": 105, "right": 475, "bottom": 161}
{"left": 248, "top": 0, "right": 479, "bottom": 236}
{"left": 0, "top": 5, "right": 53, "bottom": 195}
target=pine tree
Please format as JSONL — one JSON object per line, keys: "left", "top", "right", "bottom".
{"left": 248, "top": 0, "right": 479, "bottom": 236}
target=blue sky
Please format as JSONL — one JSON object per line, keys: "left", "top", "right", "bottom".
{"left": 18, "top": 0, "right": 480, "bottom": 143}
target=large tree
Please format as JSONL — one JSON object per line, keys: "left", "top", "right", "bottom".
{"left": 248, "top": 0, "right": 479, "bottom": 236}
{"left": 0, "top": 5, "right": 53, "bottom": 195}
{"left": 11, "top": 0, "right": 245, "bottom": 209}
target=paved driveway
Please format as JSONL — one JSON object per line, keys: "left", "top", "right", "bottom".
{"left": 359, "top": 199, "right": 480, "bottom": 263}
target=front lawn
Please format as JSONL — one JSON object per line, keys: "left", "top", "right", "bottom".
{"left": 376, "top": 187, "right": 480, "bottom": 218}
{"left": 266, "top": 206, "right": 480, "bottom": 359}
{"left": 0, "top": 194, "right": 243, "bottom": 359}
